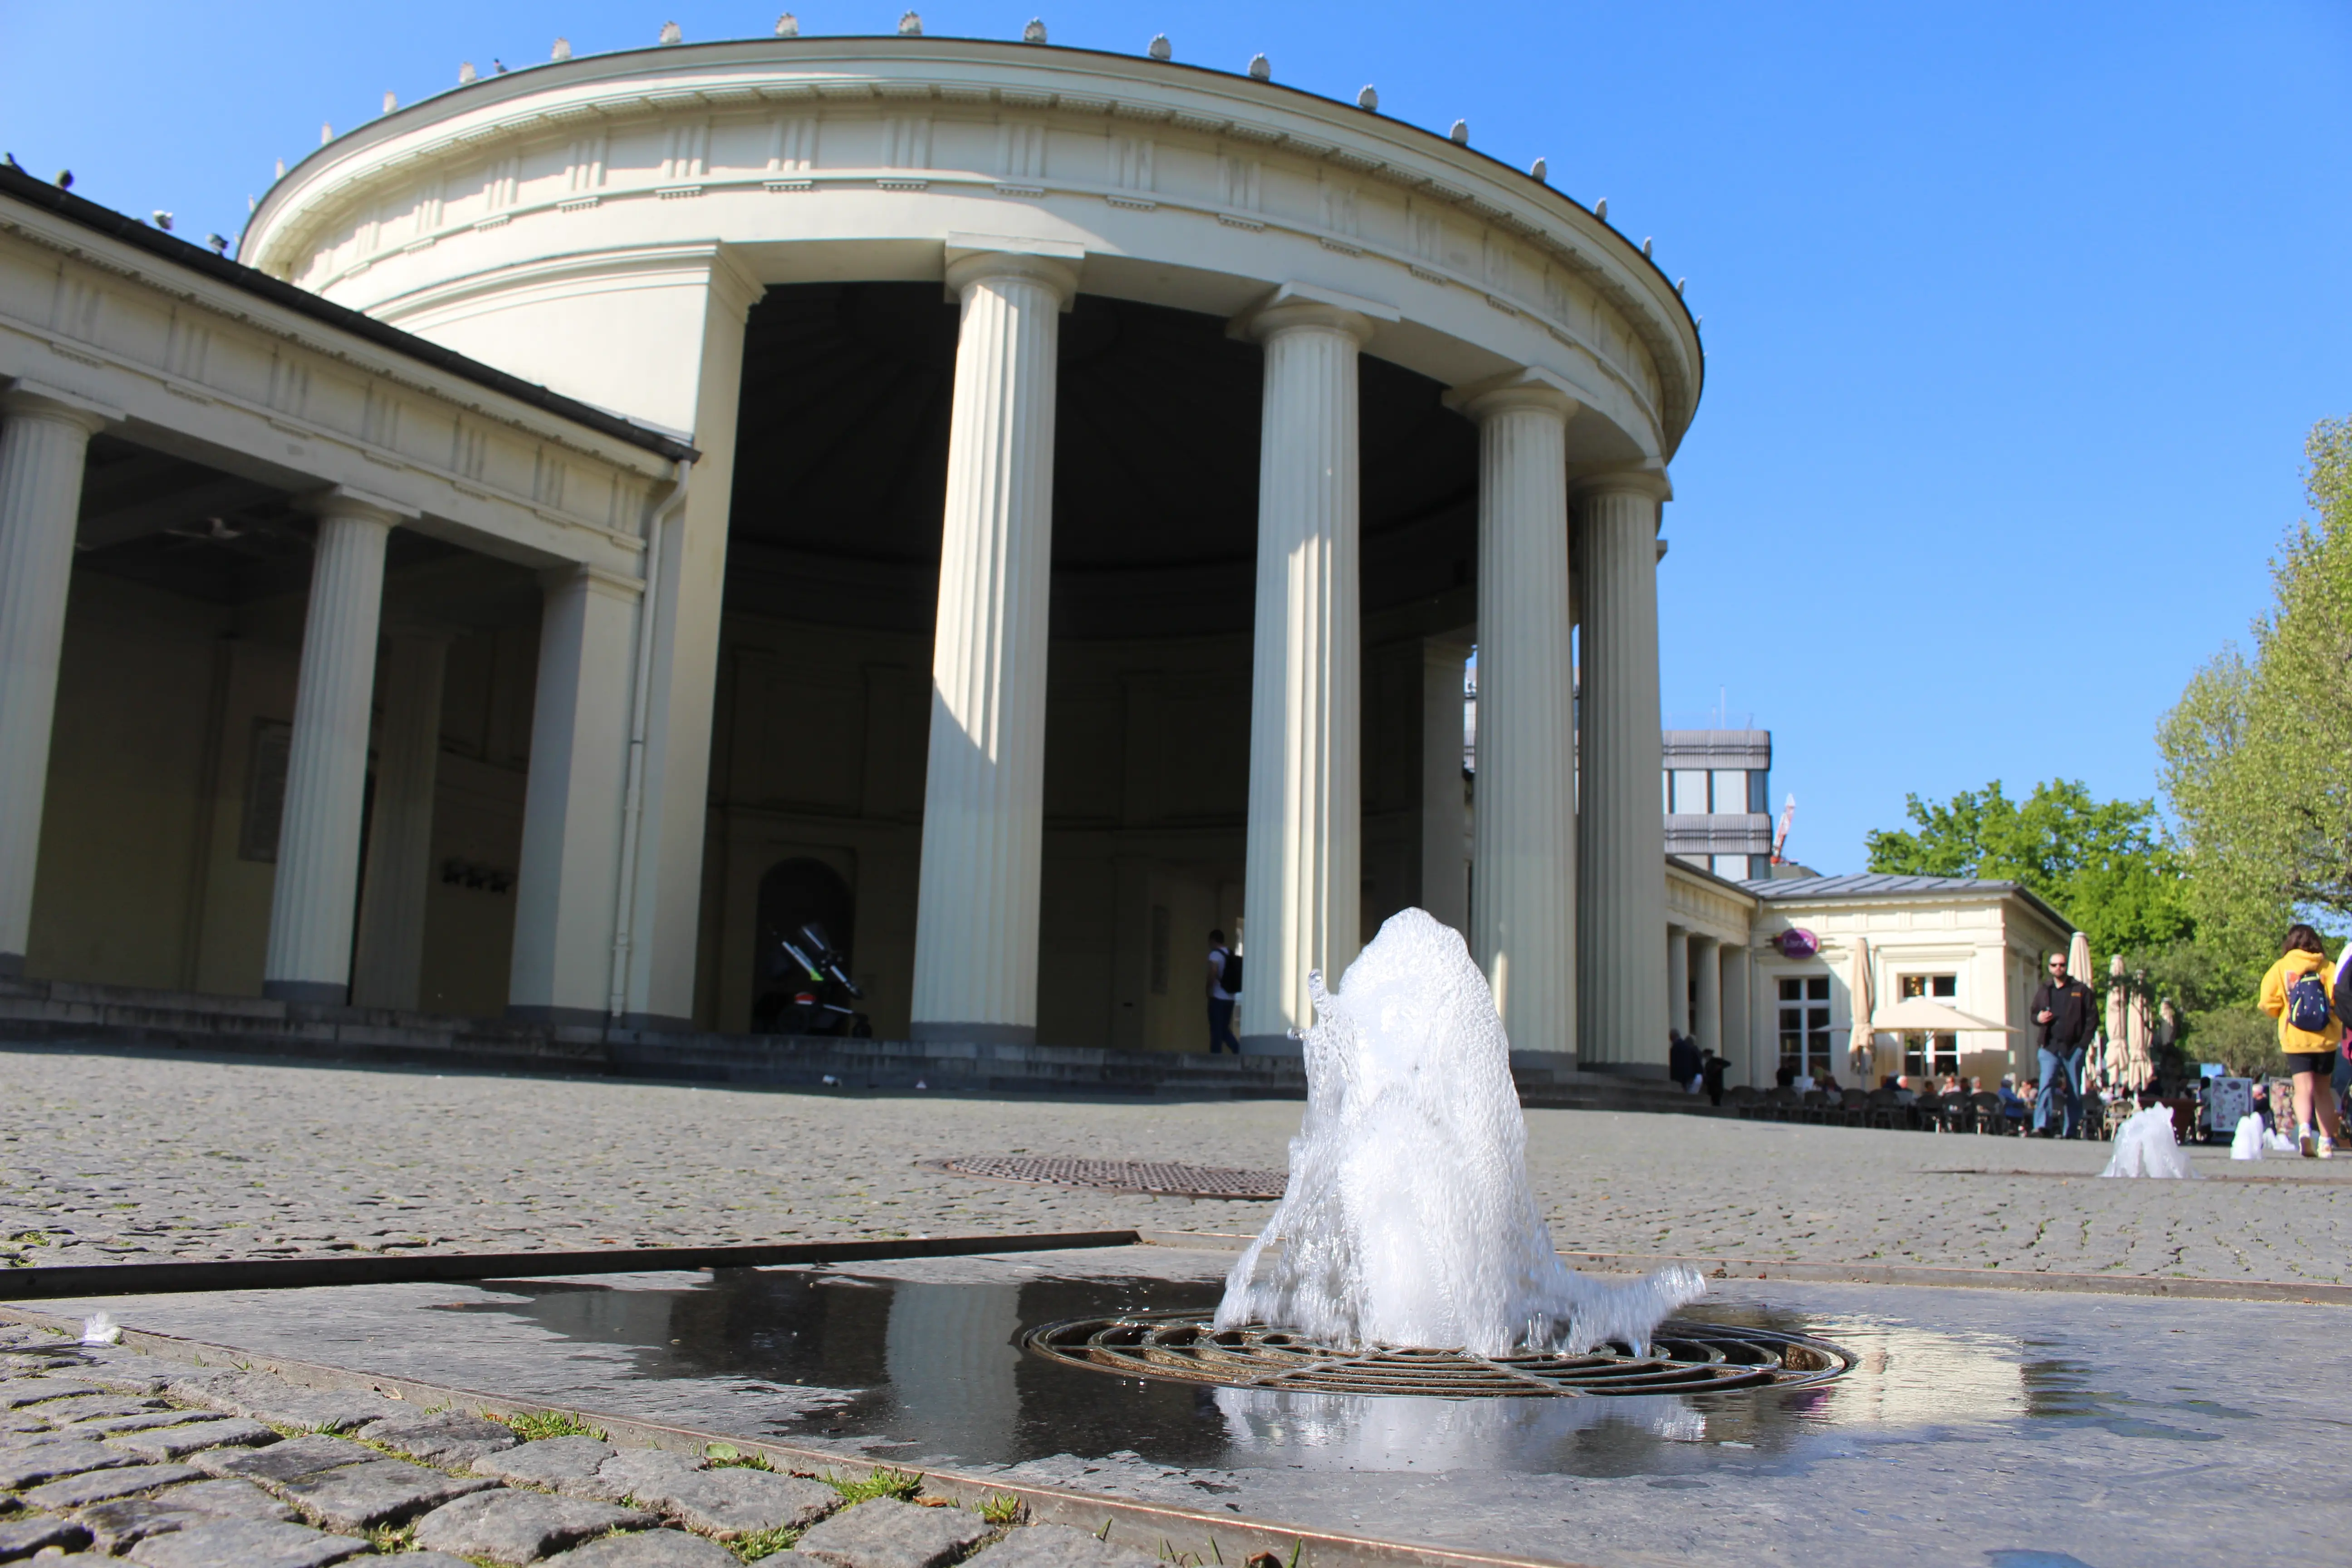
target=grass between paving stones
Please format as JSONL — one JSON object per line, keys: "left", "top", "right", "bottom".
{"left": 827, "top": 1465, "right": 925, "bottom": 1505}
{"left": 491, "top": 1408, "right": 608, "bottom": 1441}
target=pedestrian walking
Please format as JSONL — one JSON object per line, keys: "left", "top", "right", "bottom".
{"left": 1700, "top": 1049, "right": 1728, "bottom": 1107}
{"left": 1668, "top": 1030, "right": 1701, "bottom": 1092}
{"left": 2259, "top": 923, "right": 2344, "bottom": 1159}
{"left": 1205, "top": 929, "right": 1241, "bottom": 1055}
{"left": 2029, "top": 948, "right": 2096, "bottom": 1138}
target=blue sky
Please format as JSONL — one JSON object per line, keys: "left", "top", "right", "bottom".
{"left": 6, "top": 2, "right": 2347, "bottom": 874}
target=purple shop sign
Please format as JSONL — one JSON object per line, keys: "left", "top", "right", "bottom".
{"left": 1777, "top": 928, "right": 1820, "bottom": 960}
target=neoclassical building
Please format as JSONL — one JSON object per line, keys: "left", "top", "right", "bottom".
{"left": 0, "top": 29, "right": 1699, "bottom": 1070}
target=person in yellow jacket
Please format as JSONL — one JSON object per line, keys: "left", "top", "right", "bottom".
{"left": 2257, "top": 923, "right": 2346, "bottom": 1159}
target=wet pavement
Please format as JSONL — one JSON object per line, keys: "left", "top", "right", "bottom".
{"left": 33, "top": 1243, "right": 2351, "bottom": 1567}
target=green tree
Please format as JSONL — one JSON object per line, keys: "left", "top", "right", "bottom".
{"left": 2158, "top": 416, "right": 2352, "bottom": 980}
{"left": 2147, "top": 415, "right": 2352, "bottom": 1068}
{"left": 1864, "top": 778, "right": 2192, "bottom": 965}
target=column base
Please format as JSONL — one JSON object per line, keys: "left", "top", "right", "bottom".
{"left": 262, "top": 979, "right": 348, "bottom": 1005}
{"left": 505, "top": 1003, "right": 610, "bottom": 1029}
{"left": 910, "top": 1021, "right": 1037, "bottom": 1047}
{"left": 1238, "top": 1033, "right": 1303, "bottom": 1058}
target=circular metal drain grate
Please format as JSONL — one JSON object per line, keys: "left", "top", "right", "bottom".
{"left": 926, "top": 1156, "right": 1286, "bottom": 1200}
{"left": 1024, "top": 1310, "right": 1852, "bottom": 1396}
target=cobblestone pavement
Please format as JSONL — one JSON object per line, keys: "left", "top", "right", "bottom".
{"left": 4, "top": 1044, "right": 2347, "bottom": 1282}
{"left": 0, "top": 1319, "right": 1137, "bottom": 1566}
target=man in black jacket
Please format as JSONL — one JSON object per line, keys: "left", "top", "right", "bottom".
{"left": 2029, "top": 950, "right": 2097, "bottom": 1138}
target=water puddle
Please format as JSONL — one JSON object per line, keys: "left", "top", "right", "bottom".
{"left": 422, "top": 1266, "right": 2058, "bottom": 1478}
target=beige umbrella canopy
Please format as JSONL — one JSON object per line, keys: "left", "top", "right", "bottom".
{"left": 1848, "top": 936, "right": 1876, "bottom": 1080}
{"left": 2069, "top": 930, "right": 2092, "bottom": 979}
{"left": 1869, "top": 996, "right": 2016, "bottom": 1034}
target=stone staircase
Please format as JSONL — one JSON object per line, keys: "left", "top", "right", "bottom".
{"left": 0, "top": 975, "right": 1716, "bottom": 1113}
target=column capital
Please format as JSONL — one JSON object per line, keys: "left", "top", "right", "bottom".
{"left": 1443, "top": 367, "right": 1583, "bottom": 424}
{"left": 1570, "top": 465, "right": 1673, "bottom": 506}
{"left": 1230, "top": 281, "right": 1398, "bottom": 346}
{"left": 943, "top": 233, "right": 1083, "bottom": 308}
{"left": 296, "top": 485, "right": 416, "bottom": 531}
{"left": 0, "top": 379, "right": 123, "bottom": 434}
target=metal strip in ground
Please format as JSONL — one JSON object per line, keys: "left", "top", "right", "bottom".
{"left": 0, "top": 1229, "right": 1142, "bottom": 1300}
{"left": 0, "top": 1303, "right": 1600, "bottom": 1568}
{"left": 1129, "top": 1230, "right": 2352, "bottom": 1305}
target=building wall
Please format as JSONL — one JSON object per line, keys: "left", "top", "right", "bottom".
{"left": 1744, "top": 893, "right": 2072, "bottom": 1087}
{"left": 695, "top": 607, "right": 1435, "bottom": 1046}
{"left": 26, "top": 565, "right": 539, "bottom": 1015}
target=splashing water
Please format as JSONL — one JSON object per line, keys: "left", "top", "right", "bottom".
{"left": 1216, "top": 909, "right": 1705, "bottom": 1356}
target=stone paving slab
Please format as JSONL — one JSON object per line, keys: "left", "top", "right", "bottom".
{"left": 792, "top": 1497, "right": 995, "bottom": 1568}
{"left": 187, "top": 1433, "right": 366, "bottom": 1484}
{"left": 77, "top": 1497, "right": 218, "bottom": 1555}
{"left": 547, "top": 1531, "right": 744, "bottom": 1566}
{"left": 0, "top": 1439, "right": 142, "bottom": 1488}
{"left": 272, "top": 1454, "right": 500, "bottom": 1530}
{"left": 151, "top": 1475, "right": 303, "bottom": 1521}
{"left": 637, "top": 1465, "right": 842, "bottom": 1537}
{"left": 20, "top": 1459, "right": 199, "bottom": 1508}
{"left": 410, "top": 1487, "right": 656, "bottom": 1563}
{"left": 355, "top": 1407, "right": 516, "bottom": 1465}
{"left": 964, "top": 1524, "right": 1159, "bottom": 1568}
{"left": 106, "top": 1415, "right": 275, "bottom": 1460}
{"left": 473, "top": 1434, "right": 615, "bottom": 1487}
{"left": 123, "top": 1516, "right": 369, "bottom": 1567}
{"left": 0, "top": 1512, "right": 93, "bottom": 1557}
{"left": 166, "top": 1370, "right": 398, "bottom": 1433}
{"left": 3, "top": 1044, "right": 2347, "bottom": 1283}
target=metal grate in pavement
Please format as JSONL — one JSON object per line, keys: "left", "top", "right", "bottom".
{"left": 926, "top": 1155, "right": 1287, "bottom": 1199}
{"left": 1024, "top": 1310, "right": 1854, "bottom": 1396}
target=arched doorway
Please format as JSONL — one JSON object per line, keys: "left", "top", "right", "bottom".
{"left": 752, "top": 858, "right": 856, "bottom": 1032}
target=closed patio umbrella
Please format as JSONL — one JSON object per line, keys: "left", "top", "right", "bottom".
{"left": 1848, "top": 936, "right": 1875, "bottom": 1082}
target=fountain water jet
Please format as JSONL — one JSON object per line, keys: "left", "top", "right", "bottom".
{"left": 1216, "top": 909, "right": 1705, "bottom": 1356}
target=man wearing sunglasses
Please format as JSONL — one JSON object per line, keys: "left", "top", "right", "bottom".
{"left": 2029, "top": 951, "right": 2096, "bottom": 1138}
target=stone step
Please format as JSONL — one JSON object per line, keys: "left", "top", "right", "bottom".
{"left": 0, "top": 976, "right": 1716, "bottom": 1111}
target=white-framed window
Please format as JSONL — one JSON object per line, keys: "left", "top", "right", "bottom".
{"left": 1778, "top": 975, "right": 1833, "bottom": 1078}
{"left": 1899, "top": 973, "right": 1959, "bottom": 1078}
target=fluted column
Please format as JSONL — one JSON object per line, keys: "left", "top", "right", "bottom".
{"left": 1721, "top": 939, "right": 1754, "bottom": 1085}
{"left": 1237, "top": 295, "right": 1376, "bottom": 1053}
{"left": 509, "top": 565, "right": 638, "bottom": 1023}
{"left": 1576, "top": 470, "right": 1671, "bottom": 1069}
{"left": 1666, "top": 925, "right": 1690, "bottom": 1042}
{"left": 1692, "top": 932, "right": 1722, "bottom": 1063}
{"left": 910, "top": 246, "right": 1079, "bottom": 1044}
{"left": 264, "top": 491, "right": 407, "bottom": 1003}
{"left": 1452, "top": 373, "right": 1579, "bottom": 1058}
{"left": 1418, "top": 635, "right": 1471, "bottom": 937}
{"left": 351, "top": 629, "right": 452, "bottom": 1011}
{"left": 0, "top": 386, "right": 116, "bottom": 979}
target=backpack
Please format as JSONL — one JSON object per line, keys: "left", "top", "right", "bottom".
{"left": 1219, "top": 951, "right": 1243, "bottom": 995}
{"left": 2286, "top": 968, "right": 2333, "bottom": 1034}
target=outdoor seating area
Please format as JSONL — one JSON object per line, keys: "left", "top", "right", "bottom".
{"left": 1723, "top": 1084, "right": 2113, "bottom": 1137}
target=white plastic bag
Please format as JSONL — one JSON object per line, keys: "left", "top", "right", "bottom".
{"left": 2101, "top": 1103, "right": 2199, "bottom": 1179}
{"left": 2230, "top": 1112, "right": 2266, "bottom": 1161}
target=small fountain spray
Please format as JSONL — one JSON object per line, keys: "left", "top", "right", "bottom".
{"left": 1216, "top": 909, "right": 1705, "bottom": 1357}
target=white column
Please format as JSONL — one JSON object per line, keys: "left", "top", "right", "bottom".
{"left": 909, "top": 245, "right": 1079, "bottom": 1044}
{"left": 1666, "top": 925, "right": 1690, "bottom": 1042}
{"left": 351, "top": 630, "right": 451, "bottom": 1011}
{"left": 510, "top": 565, "right": 638, "bottom": 1023}
{"left": 0, "top": 385, "right": 116, "bottom": 979}
{"left": 263, "top": 491, "right": 407, "bottom": 1003}
{"left": 1237, "top": 293, "right": 1378, "bottom": 1054}
{"left": 1722, "top": 940, "right": 1755, "bottom": 1085}
{"left": 1419, "top": 636, "right": 1471, "bottom": 937}
{"left": 1575, "top": 471, "right": 1671, "bottom": 1070}
{"left": 1692, "top": 932, "right": 1722, "bottom": 1061}
{"left": 1453, "top": 373, "right": 1579, "bottom": 1058}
